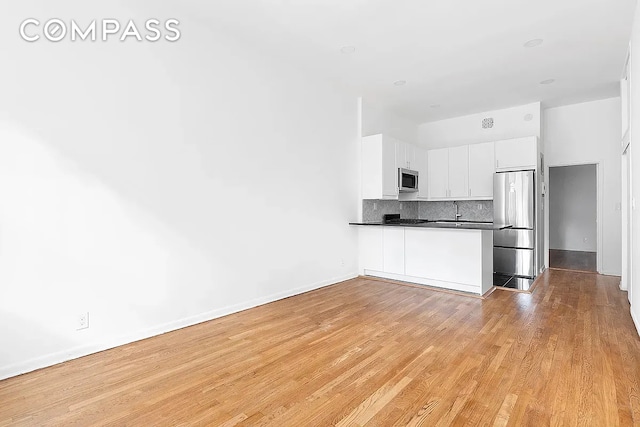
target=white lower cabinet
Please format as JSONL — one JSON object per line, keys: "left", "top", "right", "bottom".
{"left": 404, "top": 228, "right": 483, "bottom": 287}
{"left": 358, "top": 227, "right": 383, "bottom": 273}
{"left": 383, "top": 228, "right": 405, "bottom": 274}
{"left": 358, "top": 226, "right": 493, "bottom": 295}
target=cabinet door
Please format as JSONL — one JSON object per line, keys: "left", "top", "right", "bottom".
{"left": 428, "top": 148, "right": 449, "bottom": 198}
{"left": 359, "top": 227, "right": 383, "bottom": 273}
{"left": 405, "top": 144, "right": 416, "bottom": 170}
{"left": 395, "top": 141, "right": 407, "bottom": 169}
{"left": 468, "top": 142, "right": 495, "bottom": 198}
{"left": 383, "top": 227, "right": 404, "bottom": 275}
{"left": 415, "top": 147, "right": 429, "bottom": 199}
{"left": 448, "top": 145, "right": 469, "bottom": 198}
{"left": 495, "top": 137, "right": 537, "bottom": 170}
{"left": 395, "top": 141, "right": 417, "bottom": 170}
{"left": 382, "top": 137, "right": 398, "bottom": 197}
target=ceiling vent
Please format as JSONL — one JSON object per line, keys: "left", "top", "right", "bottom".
{"left": 482, "top": 118, "right": 494, "bottom": 129}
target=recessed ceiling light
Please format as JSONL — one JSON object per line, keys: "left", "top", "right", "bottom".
{"left": 430, "top": 104, "right": 441, "bottom": 108}
{"left": 524, "top": 39, "right": 544, "bottom": 48}
{"left": 540, "top": 78, "right": 555, "bottom": 85}
{"left": 340, "top": 46, "right": 356, "bottom": 54}
{"left": 394, "top": 80, "right": 407, "bottom": 86}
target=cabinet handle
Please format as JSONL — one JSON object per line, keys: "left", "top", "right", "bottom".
{"left": 496, "top": 159, "right": 499, "bottom": 168}
{"left": 469, "top": 188, "right": 471, "bottom": 197}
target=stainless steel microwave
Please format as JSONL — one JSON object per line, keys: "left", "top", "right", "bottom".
{"left": 398, "top": 168, "right": 419, "bottom": 192}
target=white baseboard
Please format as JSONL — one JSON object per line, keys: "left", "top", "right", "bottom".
{"left": 0, "top": 272, "right": 358, "bottom": 381}
{"left": 631, "top": 307, "right": 640, "bottom": 337}
{"left": 363, "top": 270, "right": 482, "bottom": 295}
{"left": 600, "top": 270, "right": 622, "bottom": 277}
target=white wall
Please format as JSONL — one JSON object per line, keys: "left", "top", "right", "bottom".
{"left": 362, "top": 99, "right": 419, "bottom": 144}
{"left": 0, "top": 4, "right": 360, "bottom": 379}
{"left": 418, "top": 102, "right": 541, "bottom": 149}
{"left": 549, "top": 165, "right": 597, "bottom": 252}
{"left": 629, "top": 2, "right": 640, "bottom": 334}
{"left": 543, "top": 98, "right": 622, "bottom": 276}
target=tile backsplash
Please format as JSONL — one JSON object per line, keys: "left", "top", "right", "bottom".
{"left": 363, "top": 199, "right": 493, "bottom": 222}
{"left": 362, "top": 200, "right": 419, "bottom": 222}
{"left": 419, "top": 200, "right": 493, "bottom": 221}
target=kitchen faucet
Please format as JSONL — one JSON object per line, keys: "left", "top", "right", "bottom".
{"left": 453, "top": 201, "right": 462, "bottom": 220}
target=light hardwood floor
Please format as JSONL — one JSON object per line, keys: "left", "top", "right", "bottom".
{"left": 1, "top": 270, "right": 639, "bottom": 426}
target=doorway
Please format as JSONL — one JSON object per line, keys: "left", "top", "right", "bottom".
{"left": 548, "top": 164, "right": 598, "bottom": 272}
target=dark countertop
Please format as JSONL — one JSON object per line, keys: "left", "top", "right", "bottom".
{"left": 348, "top": 220, "right": 512, "bottom": 230}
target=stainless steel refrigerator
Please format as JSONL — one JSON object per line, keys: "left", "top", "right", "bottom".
{"left": 493, "top": 170, "right": 536, "bottom": 290}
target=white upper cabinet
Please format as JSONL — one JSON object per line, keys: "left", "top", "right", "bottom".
{"left": 428, "top": 148, "right": 449, "bottom": 198}
{"left": 448, "top": 145, "right": 469, "bottom": 198}
{"left": 427, "top": 146, "right": 468, "bottom": 199}
{"left": 495, "top": 136, "right": 537, "bottom": 171}
{"left": 362, "top": 134, "right": 398, "bottom": 199}
{"left": 415, "top": 147, "right": 429, "bottom": 199}
{"left": 468, "top": 142, "right": 495, "bottom": 198}
{"left": 395, "top": 141, "right": 416, "bottom": 170}
{"left": 361, "top": 134, "right": 425, "bottom": 200}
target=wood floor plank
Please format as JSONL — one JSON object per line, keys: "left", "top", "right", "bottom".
{"left": 1, "top": 271, "right": 639, "bottom": 426}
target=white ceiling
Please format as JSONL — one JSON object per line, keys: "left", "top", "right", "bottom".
{"left": 189, "top": 0, "right": 636, "bottom": 123}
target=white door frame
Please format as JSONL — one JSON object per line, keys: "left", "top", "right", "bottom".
{"left": 623, "top": 146, "right": 632, "bottom": 299}
{"left": 545, "top": 161, "right": 602, "bottom": 273}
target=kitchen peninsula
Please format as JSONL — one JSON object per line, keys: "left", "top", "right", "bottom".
{"left": 350, "top": 218, "right": 511, "bottom": 295}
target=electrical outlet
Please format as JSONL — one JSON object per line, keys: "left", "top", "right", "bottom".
{"left": 399, "top": 203, "right": 403, "bottom": 210}
{"left": 77, "top": 312, "right": 89, "bottom": 330}
{"left": 477, "top": 204, "right": 483, "bottom": 210}
{"left": 583, "top": 238, "right": 588, "bottom": 243}
{"left": 340, "top": 258, "right": 345, "bottom": 267}
{"left": 373, "top": 202, "right": 377, "bottom": 211}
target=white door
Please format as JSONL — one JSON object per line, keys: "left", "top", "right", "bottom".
{"left": 428, "top": 148, "right": 449, "bottom": 198}
{"left": 448, "top": 145, "right": 469, "bottom": 198}
{"left": 469, "top": 142, "right": 495, "bottom": 198}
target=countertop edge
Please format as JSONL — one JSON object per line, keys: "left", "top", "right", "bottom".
{"left": 348, "top": 222, "right": 513, "bottom": 231}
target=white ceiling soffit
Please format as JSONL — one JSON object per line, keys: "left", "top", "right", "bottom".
{"left": 189, "top": 0, "right": 636, "bottom": 123}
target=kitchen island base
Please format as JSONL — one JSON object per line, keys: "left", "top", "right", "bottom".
{"left": 358, "top": 227, "right": 493, "bottom": 296}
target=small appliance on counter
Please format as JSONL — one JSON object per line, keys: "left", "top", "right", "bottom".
{"left": 382, "top": 214, "right": 429, "bottom": 225}
{"left": 493, "top": 170, "right": 536, "bottom": 290}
